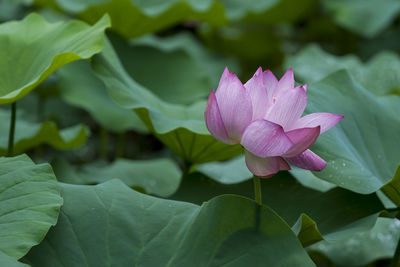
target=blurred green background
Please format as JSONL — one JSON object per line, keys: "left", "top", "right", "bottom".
{"left": 3, "top": 0, "right": 400, "bottom": 80}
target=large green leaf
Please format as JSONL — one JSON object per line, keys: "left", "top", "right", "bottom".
{"left": 286, "top": 44, "right": 400, "bottom": 96}
{"left": 0, "top": 109, "right": 88, "bottom": 156}
{"left": 286, "top": 46, "right": 400, "bottom": 197}
{"left": 298, "top": 71, "right": 400, "bottom": 197}
{"left": 171, "top": 172, "right": 385, "bottom": 246}
{"left": 0, "top": 154, "right": 63, "bottom": 260}
{"left": 25, "top": 180, "right": 314, "bottom": 266}
{"left": 58, "top": 60, "right": 148, "bottom": 133}
{"left": 92, "top": 39, "right": 242, "bottom": 164}
{"left": 52, "top": 157, "right": 182, "bottom": 197}
{"left": 321, "top": 0, "right": 400, "bottom": 37}
{"left": 309, "top": 217, "right": 400, "bottom": 266}
{"left": 110, "top": 32, "right": 238, "bottom": 105}
{"left": 0, "top": 12, "right": 110, "bottom": 104}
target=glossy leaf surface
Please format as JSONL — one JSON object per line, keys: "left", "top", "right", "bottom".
{"left": 0, "top": 155, "right": 62, "bottom": 260}
{"left": 58, "top": 61, "right": 147, "bottom": 133}
{"left": 293, "top": 71, "right": 400, "bottom": 196}
{"left": 309, "top": 217, "right": 400, "bottom": 266}
{"left": 25, "top": 180, "right": 314, "bottom": 266}
{"left": 172, "top": 172, "right": 385, "bottom": 246}
{"left": 0, "top": 13, "right": 110, "bottom": 104}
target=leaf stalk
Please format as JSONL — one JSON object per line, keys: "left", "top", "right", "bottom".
{"left": 7, "top": 102, "right": 16, "bottom": 157}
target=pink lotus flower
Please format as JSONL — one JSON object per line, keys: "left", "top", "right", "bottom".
{"left": 205, "top": 67, "right": 343, "bottom": 178}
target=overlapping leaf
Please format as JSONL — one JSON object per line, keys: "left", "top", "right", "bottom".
{"left": 110, "top": 32, "right": 237, "bottom": 104}
{"left": 25, "top": 180, "right": 314, "bottom": 266}
{"left": 0, "top": 155, "right": 63, "bottom": 260}
{"left": 286, "top": 46, "right": 400, "bottom": 198}
{"left": 52, "top": 157, "right": 182, "bottom": 197}
{"left": 171, "top": 171, "right": 386, "bottom": 247}
{"left": 92, "top": 39, "right": 243, "bottom": 163}
{"left": 197, "top": 157, "right": 384, "bottom": 244}
{"left": 309, "top": 217, "right": 400, "bottom": 266}
{"left": 294, "top": 71, "right": 400, "bottom": 200}
{"left": 286, "top": 44, "right": 400, "bottom": 95}
{"left": 0, "top": 12, "right": 110, "bottom": 104}
{"left": 58, "top": 61, "right": 148, "bottom": 133}
{"left": 0, "top": 109, "right": 88, "bottom": 156}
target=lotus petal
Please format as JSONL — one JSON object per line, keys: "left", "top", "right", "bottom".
{"left": 215, "top": 67, "right": 253, "bottom": 143}
{"left": 245, "top": 67, "right": 269, "bottom": 120}
{"left": 245, "top": 150, "right": 290, "bottom": 178}
{"left": 265, "top": 86, "right": 307, "bottom": 129}
{"left": 289, "top": 113, "right": 344, "bottom": 133}
{"left": 205, "top": 90, "right": 230, "bottom": 144}
{"left": 284, "top": 126, "right": 320, "bottom": 157}
{"left": 241, "top": 119, "right": 293, "bottom": 157}
{"left": 286, "top": 149, "right": 327, "bottom": 171}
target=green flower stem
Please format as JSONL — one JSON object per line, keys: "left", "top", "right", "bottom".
{"left": 180, "top": 161, "right": 191, "bottom": 181}
{"left": 7, "top": 102, "right": 16, "bottom": 157}
{"left": 253, "top": 176, "right": 262, "bottom": 205}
